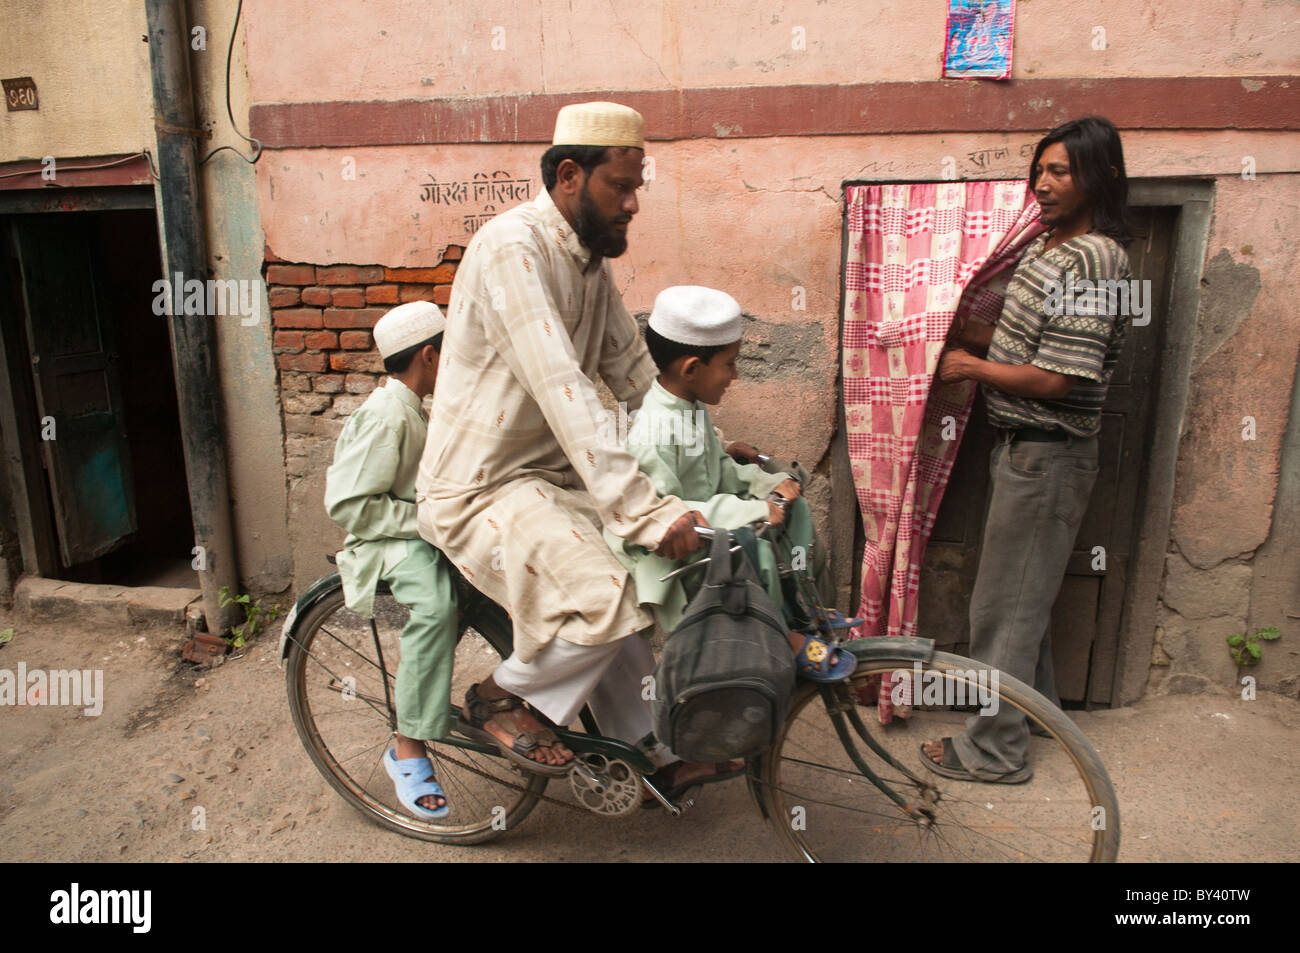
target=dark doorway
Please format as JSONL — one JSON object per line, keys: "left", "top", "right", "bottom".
{"left": 0, "top": 208, "right": 196, "bottom": 587}
{"left": 919, "top": 206, "right": 1179, "bottom": 706}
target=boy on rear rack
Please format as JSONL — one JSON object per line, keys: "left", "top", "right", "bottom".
{"left": 324, "top": 301, "right": 458, "bottom": 820}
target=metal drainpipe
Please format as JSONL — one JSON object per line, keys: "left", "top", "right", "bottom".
{"left": 145, "top": 0, "right": 241, "bottom": 635}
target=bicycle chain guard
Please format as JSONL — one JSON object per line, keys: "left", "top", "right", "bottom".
{"left": 567, "top": 752, "right": 642, "bottom": 816}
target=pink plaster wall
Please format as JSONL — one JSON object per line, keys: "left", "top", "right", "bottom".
{"left": 245, "top": 0, "right": 1299, "bottom": 101}
{"left": 1169, "top": 175, "right": 1300, "bottom": 570}
{"left": 243, "top": 0, "right": 1300, "bottom": 691}
{"left": 254, "top": 130, "right": 1299, "bottom": 470}
{"left": 257, "top": 130, "right": 1297, "bottom": 300}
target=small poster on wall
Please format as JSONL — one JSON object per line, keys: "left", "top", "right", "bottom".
{"left": 943, "top": 0, "right": 1016, "bottom": 80}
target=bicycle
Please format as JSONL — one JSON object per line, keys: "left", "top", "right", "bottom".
{"left": 280, "top": 522, "right": 1121, "bottom": 862}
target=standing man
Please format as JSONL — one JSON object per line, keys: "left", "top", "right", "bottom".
{"left": 923, "top": 116, "right": 1132, "bottom": 782}
{"left": 417, "top": 103, "right": 732, "bottom": 792}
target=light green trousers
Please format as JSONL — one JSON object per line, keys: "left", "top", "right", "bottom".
{"left": 383, "top": 538, "right": 458, "bottom": 740}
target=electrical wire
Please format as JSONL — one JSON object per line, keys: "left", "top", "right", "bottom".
{"left": 0, "top": 151, "right": 157, "bottom": 181}
{"left": 0, "top": 0, "right": 258, "bottom": 181}
{"left": 199, "top": 0, "right": 262, "bottom": 166}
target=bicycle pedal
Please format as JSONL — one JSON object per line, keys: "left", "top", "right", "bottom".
{"left": 675, "top": 784, "right": 702, "bottom": 813}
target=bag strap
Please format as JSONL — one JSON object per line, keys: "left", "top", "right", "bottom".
{"left": 732, "top": 526, "right": 761, "bottom": 574}
{"left": 702, "top": 528, "right": 735, "bottom": 589}
{"left": 702, "top": 530, "right": 753, "bottom": 616}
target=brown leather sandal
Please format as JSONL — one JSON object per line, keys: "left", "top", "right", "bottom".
{"left": 642, "top": 758, "right": 746, "bottom": 808}
{"left": 461, "top": 683, "right": 573, "bottom": 777}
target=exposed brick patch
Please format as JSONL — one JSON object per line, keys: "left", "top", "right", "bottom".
{"left": 269, "top": 286, "right": 300, "bottom": 308}
{"left": 324, "top": 307, "right": 386, "bottom": 330}
{"left": 330, "top": 351, "right": 384, "bottom": 373}
{"left": 385, "top": 265, "right": 456, "bottom": 284}
{"left": 270, "top": 248, "right": 461, "bottom": 474}
{"left": 273, "top": 308, "right": 323, "bottom": 329}
{"left": 283, "top": 392, "right": 332, "bottom": 415}
{"left": 281, "top": 372, "right": 313, "bottom": 392}
{"left": 278, "top": 352, "right": 328, "bottom": 372}
{"left": 330, "top": 394, "right": 368, "bottom": 417}
{"left": 317, "top": 265, "right": 385, "bottom": 285}
{"left": 331, "top": 287, "right": 366, "bottom": 307}
{"left": 284, "top": 413, "right": 316, "bottom": 434}
{"left": 346, "top": 373, "right": 377, "bottom": 394}
{"left": 305, "top": 330, "right": 339, "bottom": 350}
{"left": 267, "top": 264, "right": 316, "bottom": 285}
{"left": 273, "top": 330, "right": 305, "bottom": 351}
{"left": 398, "top": 283, "right": 438, "bottom": 304}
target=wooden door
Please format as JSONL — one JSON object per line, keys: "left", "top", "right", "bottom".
{"left": 10, "top": 216, "right": 137, "bottom": 566}
{"left": 918, "top": 207, "right": 1177, "bottom": 705}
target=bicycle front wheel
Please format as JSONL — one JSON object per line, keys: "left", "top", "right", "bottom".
{"left": 758, "top": 650, "right": 1120, "bottom": 862}
{"left": 284, "top": 583, "right": 547, "bottom": 844}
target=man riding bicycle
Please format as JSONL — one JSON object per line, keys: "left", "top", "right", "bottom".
{"left": 415, "top": 102, "right": 735, "bottom": 794}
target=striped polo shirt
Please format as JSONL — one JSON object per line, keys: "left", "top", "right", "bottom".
{"left": 984, "top": 232, "right": 1132, "bottom": 437}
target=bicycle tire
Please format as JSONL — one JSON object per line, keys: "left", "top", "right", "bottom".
{"left": 284, "top": 580, "right": 547, "bottom": 844}
{"left": 758, "top": 650, "right": 1121, "bottom": 863}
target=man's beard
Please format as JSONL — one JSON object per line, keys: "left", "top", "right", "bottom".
{"left": 575, "top": 182, "right": 629, "bottom": 259}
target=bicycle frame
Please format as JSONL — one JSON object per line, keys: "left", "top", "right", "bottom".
{"left": 281, "top": 553, "right": 939, "bottom": 823}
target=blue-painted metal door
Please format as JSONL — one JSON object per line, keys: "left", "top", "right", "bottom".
{"left": 12, "top": 216, "right": 137, "bottom": 566}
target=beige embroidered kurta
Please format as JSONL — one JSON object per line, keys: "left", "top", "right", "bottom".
{"left": 416, "top": 189, "right": 691, "bottom": 663}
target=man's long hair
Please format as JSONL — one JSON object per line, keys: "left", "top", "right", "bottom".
{"left": 1029, "top": 116, "right": 1132, "bottom": 245}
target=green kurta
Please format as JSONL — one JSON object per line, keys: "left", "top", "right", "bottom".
{"left": 325, "top": 378, "right": 427, "bottom": 618}
{"left": 606, "top": 379, "right": 793, "bottom": 630}
{"left": 324, "top": 377, "right": 458, "bottom": 739}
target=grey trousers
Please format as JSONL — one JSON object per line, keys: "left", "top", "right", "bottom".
{"left": 950, "top": 431, "right": 1099, "bottom": 777}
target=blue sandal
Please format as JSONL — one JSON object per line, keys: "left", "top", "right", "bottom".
{"left": 795, "top": 634, "right": 858, "bottom": 683}
{"left": 384, "top": 748, "right": 450, "bottom": 820}
{"left": 814, "top": 609, "right": 865, "bottom": 633}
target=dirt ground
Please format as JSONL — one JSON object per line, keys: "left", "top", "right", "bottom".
{"left": 2, "top": 606, "right": 1297, "bottom": 863}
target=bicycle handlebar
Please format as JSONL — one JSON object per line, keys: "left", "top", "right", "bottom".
{"left": 657, "top": 521, "right": 772, "bottom": 582}
{"left": 691, "top": 522, "right": 772, "bottom": 542}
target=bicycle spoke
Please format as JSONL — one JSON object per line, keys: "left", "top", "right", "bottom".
{"left": 309, "top": 704, "right": 392, "bottom": 722}
{"left": 307, "top": 623, "right": 393, "bottom": 680}
{"left": 765, "top": 655, "right": 1117, "bottom": 862}
{"left": 286, "top": 586, "right": 546, "bottom": 843}
{"left": 299, "top": 648, "right": 393, "bottom": 722}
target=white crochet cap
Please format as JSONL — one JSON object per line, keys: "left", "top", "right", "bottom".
{"left": 552, "top": 101, "right": 645, "bottom": 149}
{"left": 648, "top": 286, "right": 742, "bottom": 347}
{"left": 373, "top": 301, "right": 446, "bottom": 358}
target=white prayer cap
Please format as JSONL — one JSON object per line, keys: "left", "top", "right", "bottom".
{"left": 552, "top": 101, "right": 645, "bottom": 150}
{"left": 373, "top": 301, "right": 446, "bottom": 358}
{"left": 649, "top": 286, "right": 742, "bottom": 347}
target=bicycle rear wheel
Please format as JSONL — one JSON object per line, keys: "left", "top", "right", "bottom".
{"left": 284, "top": 582, "right": 546, "bottom": 844}
{"left": 758, "top": 651, "right": 1120, "bottom": 862}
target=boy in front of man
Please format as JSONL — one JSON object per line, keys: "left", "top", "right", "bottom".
{"left": 607, "top": 284, "right": 858, "bottom": 681}
{"left": 324, "top": 300, "right": 458, "bottom": 819}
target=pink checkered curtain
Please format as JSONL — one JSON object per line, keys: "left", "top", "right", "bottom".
{"left": 841, "top": 181, "right": 1044, "bottom": 721}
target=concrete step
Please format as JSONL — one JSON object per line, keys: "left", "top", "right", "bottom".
{"left": 14, "top": 577, "right": 201, "bottom": 628}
